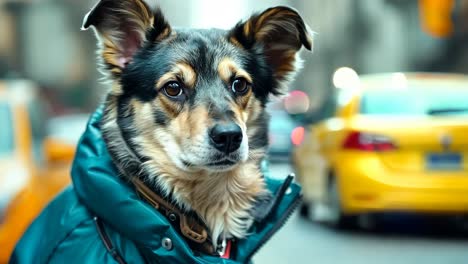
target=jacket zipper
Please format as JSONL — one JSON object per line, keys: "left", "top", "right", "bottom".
{"left": 245, "top": 193, "right": 303, "bottom": 262}
{"left": 94, "top": 216, "right": 128, "bottom": 264}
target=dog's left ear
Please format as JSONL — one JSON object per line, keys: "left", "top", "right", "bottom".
{"left": 229, "top": 6, "right": 313, "bottom": 94}
{"left": 82, "top": 0, "right": 171, "bottom": 77}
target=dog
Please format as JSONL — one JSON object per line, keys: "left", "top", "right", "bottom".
{"left": 82, "top": 0, "right": 312, "bottom": 253}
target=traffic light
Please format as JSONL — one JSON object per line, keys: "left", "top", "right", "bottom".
{"left": 419, "top": 0, "right": 455, "bottom": 38}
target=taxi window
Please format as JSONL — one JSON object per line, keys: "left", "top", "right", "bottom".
{"left": 0, "top": 103, "right": 14, "bottom": 157}
{"left": 360, "top": 87, "right": 468, "bottom": 116}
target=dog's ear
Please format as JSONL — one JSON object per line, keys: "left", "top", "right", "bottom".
{"left": 82, "top": 0, "right": 171, "bottom": 77}
{"left": 229, "top": 6, "right": 313, "bottom": 94}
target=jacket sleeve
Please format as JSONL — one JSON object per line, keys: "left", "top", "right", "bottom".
{"left": 11, "top": 217, "right": 144, "bottom": 264}
{"left": 44, "top": 219, "right": 114, "bottom": 264}
{"left": 9, "top": 188, "right": 140, "bottom": 264}
{"left": 9, "top": 188, "right": 92, "bottom": 264}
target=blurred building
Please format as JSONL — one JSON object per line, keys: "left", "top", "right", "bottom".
{"left": 292, "top": 0, "right": 468, "bottom": 122}
{"left": 0, "top": 0, "right": 467, "bottom": 118}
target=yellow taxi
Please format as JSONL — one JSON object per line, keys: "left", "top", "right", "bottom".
{"left": 0, "top": 80, "right": 76, "bottom": 263}
{"left": 293, "top": 72, "right": 468, "bottom": 228}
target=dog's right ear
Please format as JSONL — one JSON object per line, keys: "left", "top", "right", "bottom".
{"left": 82, "top": 0, "right": 171, "bottom": 77}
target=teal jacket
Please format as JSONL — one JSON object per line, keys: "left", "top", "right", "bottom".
{"left": 10, "top": 107, "right": 301, "bottom": 264}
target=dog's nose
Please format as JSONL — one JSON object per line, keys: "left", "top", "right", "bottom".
{"left": 209, "top": 123, "right": 243, "bottom": 153}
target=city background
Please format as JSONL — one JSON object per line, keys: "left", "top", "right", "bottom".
{"left": 1, "top": 0, "right": 468, "bottom": 263}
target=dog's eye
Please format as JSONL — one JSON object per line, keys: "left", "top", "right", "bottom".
{"left": 163, "top": 81, "right": 183, "bottom": 98}
{"left": 231, "top": 78, "right": 250, "bottom": 95}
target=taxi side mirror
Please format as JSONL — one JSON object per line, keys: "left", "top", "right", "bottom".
{"left": 43, "top": 137, "right": 75, "bottom": 164}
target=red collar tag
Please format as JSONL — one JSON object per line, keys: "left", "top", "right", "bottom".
{"left": 220, "top": 240, "right": 232, "bottom": 259}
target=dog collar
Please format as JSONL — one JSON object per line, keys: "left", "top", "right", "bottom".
{"left": 132, "top": 178, "right": 231, "bottom": 257}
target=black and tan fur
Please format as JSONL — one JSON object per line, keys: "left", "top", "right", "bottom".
{"left": 82, "top": 0, "right": 312, "bottom": 248}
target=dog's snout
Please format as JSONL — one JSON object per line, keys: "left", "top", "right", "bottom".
{"left": 209, "top": 123, "right": 243, "bottom": 154}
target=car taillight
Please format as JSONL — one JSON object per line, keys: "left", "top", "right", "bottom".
{"left": 342, "top": 131, "right": 396, "bottom": 151}
{"left": 291, "top": 126, "right": 305, "bottom": 146}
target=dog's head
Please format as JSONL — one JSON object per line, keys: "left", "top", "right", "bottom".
{"left": 83, "top": 0, "right": 312, "bottom": 173}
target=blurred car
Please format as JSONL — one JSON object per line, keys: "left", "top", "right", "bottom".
{"left": 268, "top": 109, "right": 302, "bottom": 159}
{"left": 0, "top": 80, "right": 81, "bottom": 262}
{"left": 294, "top": 73, "right": 468, "bottom": 228}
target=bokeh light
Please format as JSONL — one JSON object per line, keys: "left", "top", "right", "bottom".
{"left": 284, "top": 90, "right": 310, "bottom": 114}
{"left": 291, "top": 126, "right": 305, "bottom": 146}
{"left": 333, "top": 67, "right": 360, "bottom": 90}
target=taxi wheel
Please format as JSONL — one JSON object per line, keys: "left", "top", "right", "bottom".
{"left": 327, "top": 177, "right": 358, "bottom": 229}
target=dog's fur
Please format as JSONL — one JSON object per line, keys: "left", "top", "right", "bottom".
{"left": 83, "top": 0, "right": 312, "bottom": 248}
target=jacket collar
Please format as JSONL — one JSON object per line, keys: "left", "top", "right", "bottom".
{"left": 132, "top": 177, "right": 220, "bottom": 256}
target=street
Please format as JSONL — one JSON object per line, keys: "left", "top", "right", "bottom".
{"left": 254, "top": 162, "right": 468, "bottom": 264}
